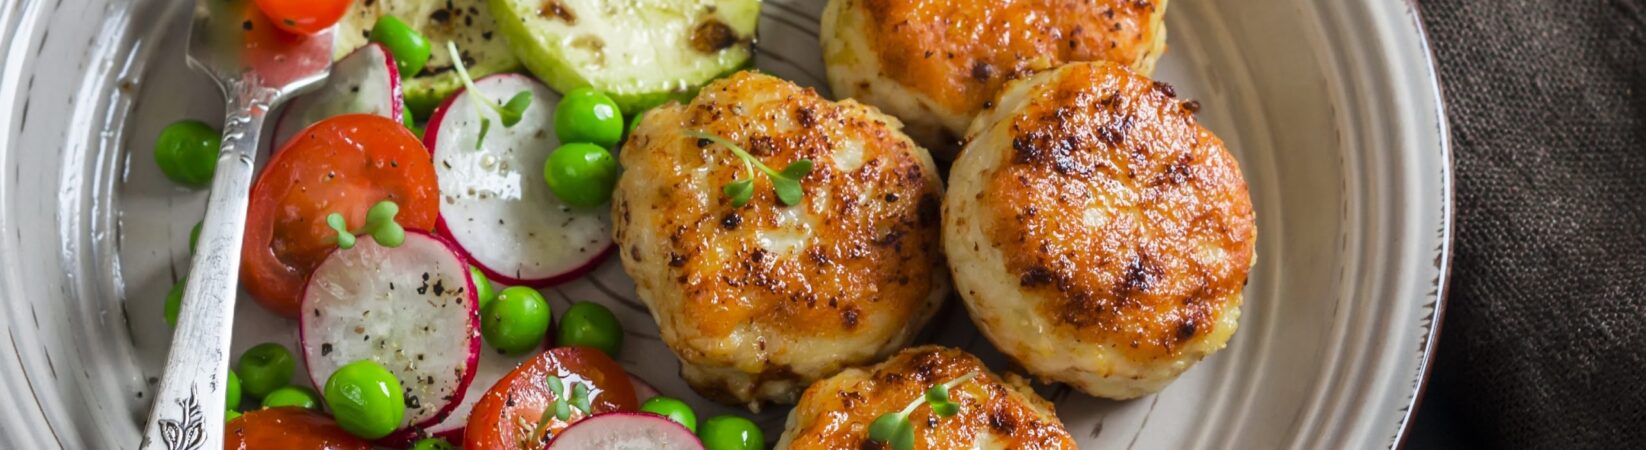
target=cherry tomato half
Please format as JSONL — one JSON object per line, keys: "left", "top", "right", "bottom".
{"left": 254, "top": 0, "right": 351, "bottom": 35}
{"left": 465, "top": 347, "right": 640, "bottom": 449}
{"left": 242, "top": 114, "right": 439, "bottom": 317}
{"left": 226, "top": 407, "right": 372, "bottom": 450}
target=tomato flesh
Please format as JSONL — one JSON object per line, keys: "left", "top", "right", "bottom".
{"left": 226, "top": 407, "right": 372, "bottom": 450}
{"left": 243, "top": 114, "right": 439, "bottom": 317}
{"left": 254, "top": 0, "right": 350, "bottom": 35}
{"left": 466, "top": 347, "right": 640, "bottom": 449}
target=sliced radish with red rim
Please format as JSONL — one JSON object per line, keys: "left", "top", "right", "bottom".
{"left": 272, "top": 43, "right": 403, "bottom": 153}
{"left": 546, "top": 412, "right": 705, "bottom": 450}
{"left": 298, "top": 230, "right": 479, "bottom": 445}
{"left": 425, "top": 73, "right": 613, "bottom": 287}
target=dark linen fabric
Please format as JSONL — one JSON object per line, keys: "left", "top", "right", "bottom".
{"left": 1415, "top": 0, "right": 1646, "bottom": 448}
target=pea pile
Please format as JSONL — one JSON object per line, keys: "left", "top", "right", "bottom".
{"left": 545, "top": 88, "right": 627, "bottom": 209}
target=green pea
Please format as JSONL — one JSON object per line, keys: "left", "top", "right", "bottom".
{"left": 622, "top": 109, "right": 648, "bottom": 143}
{"left": 225, "top": 409, "right": 241, "bottom": 422}
{"left": 261, "top": 385, "right": 320, "bottom": 410}
{"left": 226, "top": 369, "right": 242, "bottom": 411}
{"left": 370, "top": 16, "right": 432, "bottom": 76}
{"left": 641, "top": 396, "right": 697, "bottom": 432}
{"left": 154, "top": 120, "right": 220, "bottom": 187}
{"left": 323, "top": 359, "right": 406, "bottom": 440}
{"left": 238, "top": 343, "right": 296, "bottom": 398}
{"left": 409, "top": 437, "right": 458, "bottom": 450}
{"left": 164, "top": 276, "right": 187, "bottom": 328}
{"left": 189, "top": 221, "right": 202, "bottom": 255}
{"left": 402, "top": 110, "right": 421, "bottom": 135}
{"left": 558, "top": 302, "right": 622, "bottom": 357}
{"left": 543, "top": 143, "right": 618, "bottom": 208}
{"left": 555, "top": 88, "right": 624, "bottom": 147}
{"left": 699, "top": 415, "right": 763, "bottom": 450}
{"left": 481, "top": 287, "right": 551, "bottom": 355}
{"left": 469, "top": 266, "right": 496, "bottom": 311}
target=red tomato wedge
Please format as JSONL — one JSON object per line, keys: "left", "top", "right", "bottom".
{"left": 254, "top": 0, "right": 350, "bottom": 35}
{"left": 466, "top": 347, "right": 640, "bottom": 450}
{"left": 242, "top": 114, "right": 439, "bottom": 317}
{"left": 226, "top": 407, "right": 372, "bottom": 450}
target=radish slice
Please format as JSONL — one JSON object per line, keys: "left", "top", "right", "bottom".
{"left": 299, "top": 230, "right": 480, "bottom": 444}
{"left": 547, "top": 412, "right": 705, "bottom": 450}
{"left": 272, "top": 43, "right": 402, "bottom": 152}
{"left": 425, "top": 73, "right": 613, "bottom": 287}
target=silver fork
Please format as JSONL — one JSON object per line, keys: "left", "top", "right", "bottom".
{"left": 138, "top": 1, "right": 331, "bottom": 448}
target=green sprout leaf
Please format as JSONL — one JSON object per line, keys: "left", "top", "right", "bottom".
{"left": 931, "top": 401, "right": 960, "bottom": 417}
{"left": 866, "top": 371, "right": 982, "bottom": 448}
{"left": 771, "top": 177, "right": 803, "bottom": 206}
{"left": 448, "top": 41, "right": 532, "bottom": 149}
{"left": 723, "top": 179, "right": 755, "bottom": 207}
{"left": 891, "top": 420, "right": 917, "bottom": 450}
{"left": 687, "top": 129, "right": 813, "bottom": 208}
{"left": 363, "top": 201, "right": 398, "bottom": 228}
{"left": 780, "top": 159, "right": 813, "bottom": 181}
{"left": 500, "top": 91, "right": 532, "bottom": 127}
{"left": 546, "top": 375, "right": 564, "bottom": 395}
{"left": 326, "top": 213, "right": 356, "bottom": 249}
{"left": 925, "top": 383, "right": 950, "bottom": 405}
{"left": 868, "top": 412, "right": 906, "bottom": 443}
{"left": 476, "top": 118, "right": 492, "bottom": 150}
{"left": 326, "top": 201, "right": 406, "bottom": 248}
{"left": 531, "top": 375, "right": 572, "bottom": 439}
{"left": 553, "top": 400, "right": 570, "bottom": 421}
{"left": 570, "top": 382, "right": 591, "bottom": 414}
{"left": 371, "top": 225, "right": 405, "bottom": 248}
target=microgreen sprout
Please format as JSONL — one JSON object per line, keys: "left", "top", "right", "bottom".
{"left": 326, "top": 200, "right": 406, "bottom": 249}
{"left": 867, "top": 371, "right": 980, "bottom": 450}
{"left": 527, "top": 375, "right": 593, "bottom": 443}
{"left": 448, "top": 41, "right": 532, "bottom": 149}
{"left": 685, "top": 129, "right": 813, "bottom": 207}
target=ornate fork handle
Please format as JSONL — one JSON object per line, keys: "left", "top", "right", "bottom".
{"left": 138, "top": 79, "right": 276, "bottom": 450}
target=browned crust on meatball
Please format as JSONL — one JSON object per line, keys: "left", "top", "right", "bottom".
{"left": 615, "top": 71, "right": 946, "bottom": 348}
{"left": 979, "top": 62, "right": 1254, "bottom": 361}
{"left": 859, "top": 0, "right": 1162, "bottom": 117}
{"left": 783, "top": 346, "right": 1077, "bottom": 450}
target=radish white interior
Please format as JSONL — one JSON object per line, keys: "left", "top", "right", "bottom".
{"left": 299, "top": 231, "right": 479, "bottom": 432}
{"left": 546, "top": 412, "right": 705, "bottom": 450}
{"left": 426, "top": 74, "right": 613, "bottom": 286}
{"left": 271, "top": 43, "right": 402, "bottom": 152}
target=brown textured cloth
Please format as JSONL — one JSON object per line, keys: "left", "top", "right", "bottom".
{"left": 1416, "top": 0, "right": 1646, "bottom": 448}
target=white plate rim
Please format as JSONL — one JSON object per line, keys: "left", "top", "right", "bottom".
{"left": 0, "top": 0, "right": 1455, "bottom": 448}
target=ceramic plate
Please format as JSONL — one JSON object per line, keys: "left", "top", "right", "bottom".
{"left": 0, "top": 0, "right": 1451, "bottom": 448}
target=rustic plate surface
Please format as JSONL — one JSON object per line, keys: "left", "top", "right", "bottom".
{"left": 0, "top": 0, "right": 1450, "bottom": 448}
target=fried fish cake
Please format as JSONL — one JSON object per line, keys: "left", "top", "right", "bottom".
{"left": 821, "top": 0, "right": 1168, "bottom": 157}
{"left": 613, "top": 71, "right": 949, "bottom": 407}
{"left": 944, "top": 61, "right": 1255, "bottom": 399}
{"left": 776, "top": 346, "right": 1076, "bottom": 450}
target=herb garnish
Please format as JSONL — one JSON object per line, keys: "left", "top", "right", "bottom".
{"left": 685, "top": 129, "right": 813, "bottom": 207}
{"left": 326, "top": 200, "right": 405, "bottom": 249}
{"left": 867, "top": 371, "right": 980, "bottom": 450}
{"left": 525, "top": 375, "right": 592, "bottom": 444}
{"left": 447, "top": 41, "right": 532, "bottom": 149}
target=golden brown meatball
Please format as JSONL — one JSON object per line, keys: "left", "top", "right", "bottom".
{"left": 822, "top": 0, "right": 1168, "bottom": 157}
{"left": 776, "top": 346, "right": 1077, "bottom": 450}
{"left": 944, "top": 61, "right": 1255, "bottom": 399}
{"left": 613, "top": 71, "right": 949, "bottom": 407}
